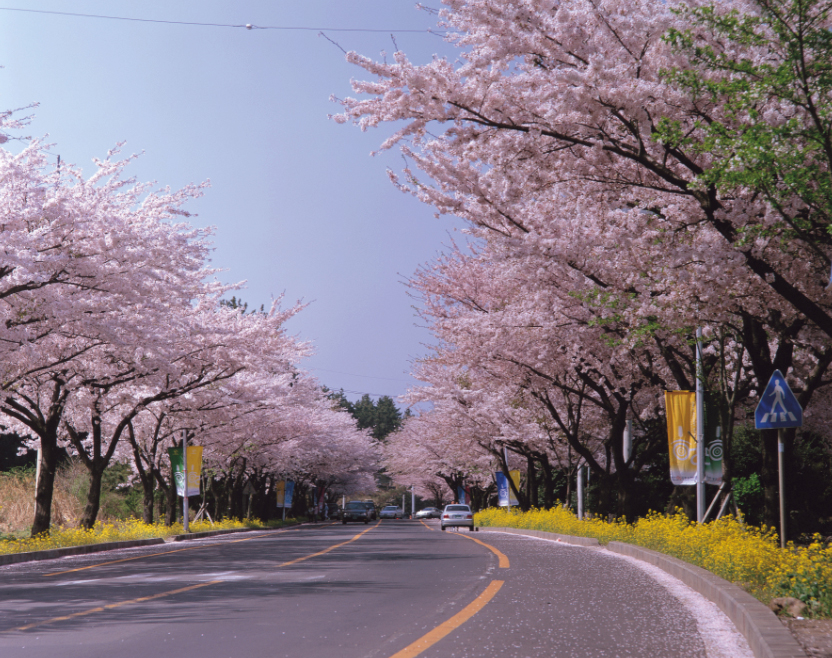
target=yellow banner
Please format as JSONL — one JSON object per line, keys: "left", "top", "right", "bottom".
{"left": 168, "top": 445, "right": 203, "bottom": 497}
{"left": 185, "top": 446, "right": 203, "bottom": 497}
{"left": 509, "top": 470, "right": 521, "bottom": 506}
{"left": 664, "top": 391, "right": 697, "bottom": 486}
{"left": 275, "top": 480, "right": 286, "bottom": 507}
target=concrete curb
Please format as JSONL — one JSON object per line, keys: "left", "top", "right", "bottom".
{"left": 166, "top": 527, "right": 266, "bottom": 542}
{"left": 484, "top": 525, "right": 601, "bottom": 548}
{"left": 0, "top": 537, "right": 165, "bottom": 566}
{"left": 484, "top": 527, "right": 806, "bottom": 658}
{"left": 0, "top": 523, "right": 300, "bottom": 565}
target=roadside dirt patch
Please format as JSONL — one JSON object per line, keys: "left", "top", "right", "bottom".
{"left": 784, "top": 618, "right": 832, "bottom": 657}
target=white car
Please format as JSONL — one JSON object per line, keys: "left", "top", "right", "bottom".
{"left": 440, "top": 504, "right": 474, "bottom": 531}
{"left": 379, "top": 505, "right": 404, "bottom": 519}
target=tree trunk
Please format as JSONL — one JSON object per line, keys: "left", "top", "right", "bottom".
{"left": 527, "top": 454, "right": 538, "bottom": 508}
{"left": 0, "top": 378, "right": 70, "bottom": 537}
{"left": 79, "top": 467, "right": 104, "bottom": 530}
{"left": 564, "top": 465, "right": 573, "bottom": 510}
{"left": 142, "top": 477, "right": 155, "bottom": 524}
{"left": 31, "top": 437, "right": 59, "bottom": 536}
{"left": 166, "top": 475, "right": 177, "bottom": 525}
{"left": 540, "top": 457, "right": 554, "bottom": 509}
{"left": 616, "top": 467, "right": 635, "bottom": 521}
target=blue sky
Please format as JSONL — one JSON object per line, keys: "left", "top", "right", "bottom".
{"left": 0, "top": 1, "right": 460, "bottom": 404}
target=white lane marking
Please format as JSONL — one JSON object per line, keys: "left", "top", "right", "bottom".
{"left": 482, "top": 532, "right": 754, "bottom": 658}
{"left": 609, "top": 551, "right": 753, "bottom": 658}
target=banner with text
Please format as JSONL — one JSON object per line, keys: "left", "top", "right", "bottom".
{"left": 496, "top": 471, "right": 521, "bottom": 506}
{"left": 496, "top": 472, "right": 509, "bottom": 506}
{"left": 167, "top": 446, "right": 203, "bottom": 497}
{"left": 664, "top": 392, "right": 723, "bottom": 486}
{"left": 509, "top": 470, "right": 520, "bottom": 506}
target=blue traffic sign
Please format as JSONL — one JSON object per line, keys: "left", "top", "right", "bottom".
{"left": 755, "top": 370, "right": 803, "bottom": 429}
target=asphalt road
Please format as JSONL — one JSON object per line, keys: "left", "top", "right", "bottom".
{"left": 0, "top": 520, "right": 750, "bottom": 658}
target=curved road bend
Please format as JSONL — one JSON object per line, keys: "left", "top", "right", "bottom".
{"left": 0, "top": 520, "right": 752, "bottom": 658}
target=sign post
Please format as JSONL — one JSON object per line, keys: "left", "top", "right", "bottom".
{"left": 182, "top": 432, "right": 189, "bottom": 534}
{"left": 276, "top": 480, "right": 294, "bottom": 522}
{"left": 754, "top": 370, "right": 803, "bottom": 548}
{"left": 167, "top": 441, "right": 203, "bottom": 533}
{"left": 695, "top": 328, "right": 705, "bottom": 523}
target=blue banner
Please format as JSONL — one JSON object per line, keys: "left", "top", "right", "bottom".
{"left": 496, "top": 472, "right": 510, "bottom": 507}
{"left": 284, "top": 480, "right": 295, "bottom": 508}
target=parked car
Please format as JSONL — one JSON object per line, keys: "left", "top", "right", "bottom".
{"left": 415, "top": 507, "right": 441, "bottom": 519}
{"left": 361, "top": 501, "right": 377, "bottom": 520}
{"left": 342, "top": 501, "right": 373, "bottom": 524}
{"left": 379, "top": 505, "right": 404, "bottom": 519}
{"left": 440, "top": 504, "right": 474, "bottom": 531}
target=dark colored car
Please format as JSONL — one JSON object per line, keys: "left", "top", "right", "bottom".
{"left": 361, "top": 500, "right": 377, "bottom": 520}
{"left": 342, "top": 501, "right": 373, "bottom": 524}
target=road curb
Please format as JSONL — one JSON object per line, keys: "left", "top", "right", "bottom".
{"left": 0, "top": 523, "right": 301, "bottom": 565}
{"left": 483, "top": 525, "right": 601, "bottom": 547}
{"left": 0, "top": 537, "right": 165, "bottom": 566}
{"left": 484, "top": 527, "right": 806, "bottom": 658}
{"left": 166, "top": 527, "right": 260, "bottom": 542}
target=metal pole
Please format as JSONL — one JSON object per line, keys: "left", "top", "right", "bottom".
{"left": 182, "top": 431, "right": 189, "bottom": 533}
{"left": 35, "top": 446, "right": 42, "bottom": 493}
{"left": 411, "top": 486, "right": 415, "bottom": 520}
{"left": 577, "top": 466, "right": 584, "bottom": 520}
{"left": 695, "top": 327, "right": 705, "bottom": 524}
{"left": 778, "top": 428, "right": 786, "bottom": 548}
{"left": 623, "top": 419, "right": 632, "bottom": 464}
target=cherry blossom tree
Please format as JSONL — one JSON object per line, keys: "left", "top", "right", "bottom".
{"left": 336, "top": 0, "right": 832, "bottom": 524}
{"left": 0, "top": 144, "right": 219, "bottom": 534}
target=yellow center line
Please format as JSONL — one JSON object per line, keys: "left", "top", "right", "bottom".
{"left": 387, "top": 580, "right": 504, "bottom": 658}
{"left": 455, "top": 533, "right": 510, "bottom": 568}
{"left": 13, "top": 524, "right": 376, "bottom": 634}
{"left": 14, "top": 580, "right": 224, "bottom": 632}
{"left": 419, "top": 520, "right": 434, "bottom": 531}
{"left": 44, "top": 527, "right": 300, "bottom": 577}
{"left": 276, "top": 521, "right": 379, "bottom": 567}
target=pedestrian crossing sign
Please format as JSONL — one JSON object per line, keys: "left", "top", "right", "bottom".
{"left": 754, "top": 370, "right": 803, "bottom": 429}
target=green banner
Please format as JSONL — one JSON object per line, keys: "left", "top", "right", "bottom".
{"left": 703, "top": 393, "right": 724, "bottom": 486}
{"left": 167, "top": 446, "right": 203, "bottom": 497}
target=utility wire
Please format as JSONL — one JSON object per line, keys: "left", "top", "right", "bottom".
{"left": 310, "top": 367, "right": 412, "bottom": 383}
{"left": 341, "top": 389, "right": 396, "bottom": 398}
{"left": 0, "top": 6, "right": 443, "bottom": 33}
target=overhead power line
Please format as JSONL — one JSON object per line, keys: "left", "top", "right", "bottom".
{"left": 0, "top": 6, "right": 443, "bottom": 34}
{"left": 341, "top": 389, "right": 396, "bottom": 398}
{"left": 310, "top": 366, "right": 412, "bottom": 383}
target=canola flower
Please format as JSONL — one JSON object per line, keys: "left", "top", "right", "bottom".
{"left": 476, "top": 507, "right": 832, "bottom": 617}
{"left": 0, "top": 517, "right": 291, "bottom": 556}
